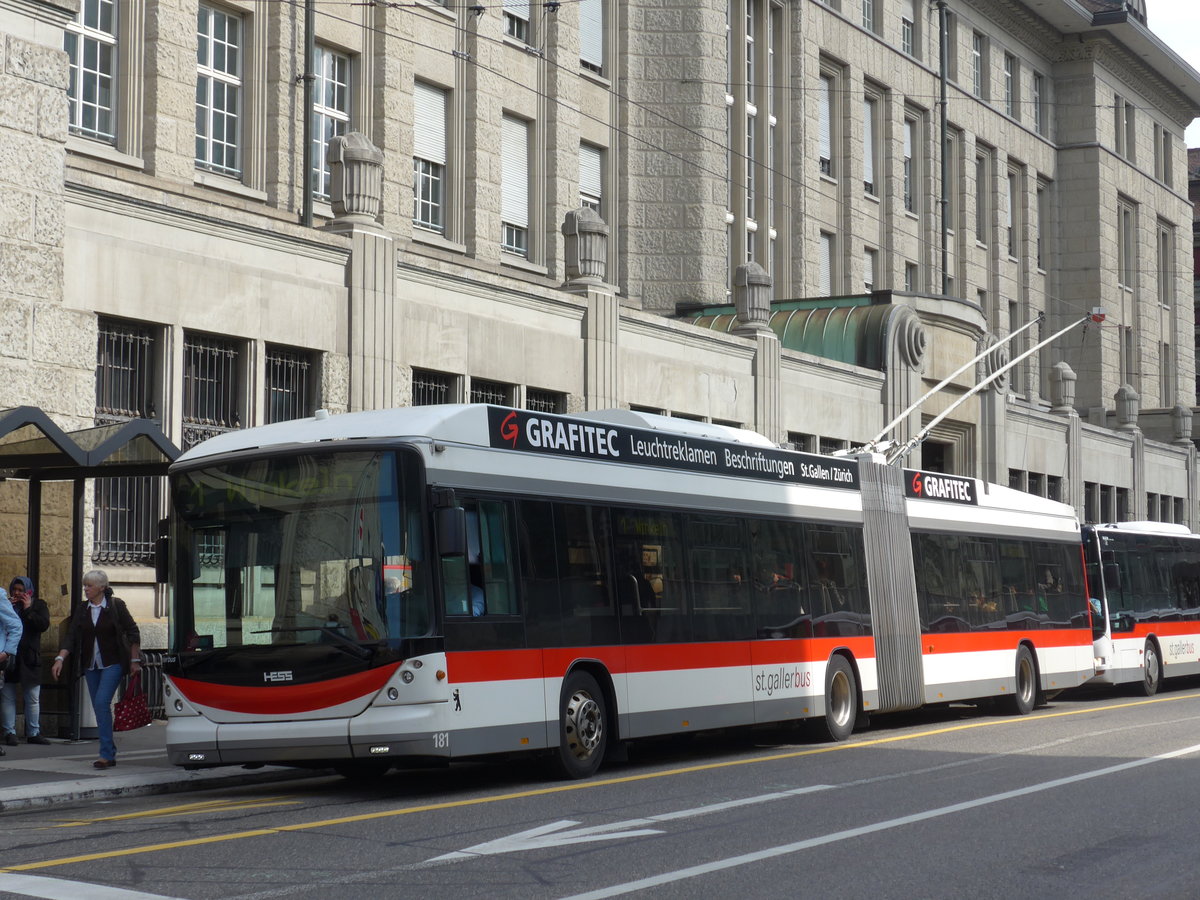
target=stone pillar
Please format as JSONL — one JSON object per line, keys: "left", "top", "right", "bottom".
{"left": 325, "top": 133, "right": 397, "bottom": 411}
{"left": 978, "top": 335, "right": 1010, "bottom": 484}
{"left": 1050, "top": 362, "right": 1082, "bottom": 520}
{"left": 1114, "top": 385, "right": 1144, "bottom": 520}
{"left": 730, "top": 263, "right": 781, "bottom": 443}
{"left": 883, "top": 307, "right": 928, "bottom": 463}
{"left": 562, "top": 210, "right": 618, "bottom": 410}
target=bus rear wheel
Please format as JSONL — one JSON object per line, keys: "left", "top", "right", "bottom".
{"left": 1001, "top": 645, "right": 1037, "bottom": 716}
{"left": 1139, "top": 640, "right": 1161, "bottom": 697}
{"left": 816, "top": 655, "right": 858, "bottom": 742}
{"left": 554, "top": 671, "right": 608, "bottom": 779}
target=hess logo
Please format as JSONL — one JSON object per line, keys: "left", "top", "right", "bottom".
{"left": 263, "top": 671, "right": 293, "bottom": 683}
{"left": 500, "top": 410, "right": 520, "bottom": 448}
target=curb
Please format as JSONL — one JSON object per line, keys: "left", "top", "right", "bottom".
{"left": 0, "top": 766, "right": 326, "bottom": 813}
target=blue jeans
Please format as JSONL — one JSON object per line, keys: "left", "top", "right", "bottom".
{"left": 1, "top": 679, "right": 41, "bottom": 736}
{"left": 84, "top": 664, "right": 124, "bottom": 761}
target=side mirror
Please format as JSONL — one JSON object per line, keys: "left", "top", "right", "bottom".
{"left": 154, "top": 517, "right": 170, "bottom": 584}
{"left": 436, "top": 507, "right": 466, "bottom": 558}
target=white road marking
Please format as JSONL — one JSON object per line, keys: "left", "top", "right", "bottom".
{"left": 560, "top": 741, "right": 1200, "bottom": 899}
{"left": 0, "top": 873, "right": 185, "bottom": 900}
{"left": 427, "top": 784, "right": 833, "bottom": 861}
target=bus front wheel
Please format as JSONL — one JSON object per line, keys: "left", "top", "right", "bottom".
{"left": 1139, "top": 640, "right": 1162, "bottom": 697}
{"left": 816, "top": 655, "right": 858, "bottom": 742}
{"left": 554, "top": 671, "right": 608, "bottom": 779}
{"left": 1001, "top": 645, "right": 1037, "bottom": 715}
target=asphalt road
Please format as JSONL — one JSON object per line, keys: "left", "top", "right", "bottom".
{"left": 3, "top": 682, "right": 1200, "bottom": 900}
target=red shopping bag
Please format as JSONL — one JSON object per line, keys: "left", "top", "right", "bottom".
{"left": 113, "top": 672, "right": 153, "bottom": 731}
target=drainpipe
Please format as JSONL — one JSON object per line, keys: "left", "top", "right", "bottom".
{"left": 301, "top": 0, "right": 315, "bottom": 227}
{"left": 936, "top": 0, "right": 949, "bottom": 296}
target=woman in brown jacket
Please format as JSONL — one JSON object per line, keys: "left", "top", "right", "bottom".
{"left": 50, "top": 569, "right": 141, "bottom": 769}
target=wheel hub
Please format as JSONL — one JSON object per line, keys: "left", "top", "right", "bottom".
{"left": 565, "top": 690, "right": 603, "bottom": 759}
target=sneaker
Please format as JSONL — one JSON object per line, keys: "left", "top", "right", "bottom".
{"left": 2, "top": 733, "right": 16, "bottom": 747}
{"left": 27, "top": 734, "right": 50, "bottom": 745}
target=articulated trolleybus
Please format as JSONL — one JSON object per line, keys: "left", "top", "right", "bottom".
{"left": 163, "top": 405, "right": 1094, "bottom": 778}
{"left": 1084, "top": 521, "right": 1200, "bottom": 695}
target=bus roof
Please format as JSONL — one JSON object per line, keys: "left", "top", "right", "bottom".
{"left": 1089, "top": 521, "right": 1194, "bottom": 536}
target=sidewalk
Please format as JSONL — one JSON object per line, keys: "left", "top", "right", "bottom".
{"left": 0, "top": 721, "right": 315, "bottom": 813}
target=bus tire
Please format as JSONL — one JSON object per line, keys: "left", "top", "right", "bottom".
{"left": 1139, "top": 640, "right": 1161, "bottom": 697}
{"left": 554, "top": 671, "right": 608, "bottom": 779}
{"left": 817, "top": 655, "right": 858, "bottom": 742}
{"left": 333, "top": 760, "right": 392, "bottom": 781}
{"left": 1001, "top": 645, "right": 1037, "bottom": 716}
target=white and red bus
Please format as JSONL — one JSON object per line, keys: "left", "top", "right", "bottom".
{"left": 1083, "top": 522, "right": 1200, "bottom": 695}
{"left": 162, "top": 405, "right": 1094, "bottom": 777}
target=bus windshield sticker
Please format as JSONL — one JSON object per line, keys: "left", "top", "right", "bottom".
{"left": 487, "top": 407, "right": 859, "bottom": 490}
{"left": 903, "top": 470, "right": 978, "bottom": 505}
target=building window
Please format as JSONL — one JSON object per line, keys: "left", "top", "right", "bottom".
{"left": 579, "top": 0, "right": 604, "bottom": 75}
{"left": 862, "top": 93, "right": 878, "bottom": 195}
{"left": 1157, "top": 221, "right": 1174, "bottom": 308}
{"left": 503, "top": 0, "right": 530, "bottom": 44}
{"left": 526, "top": 389, "right": 564, "bottom": 413}
{"left": 861, "top": 0, "right": 875, "bottom": 32}
{"left": 1117, "top": 199, "right": 1135, "bottom": 291}
{"left": 470, "top": 378, "right": 511, "bottom": 405}
{"left": 1006, "top": 169, "right": 1019, "bottom": 258}
{"left": 1035, "top": 182, "right": 1047, "bottom": 270}
{"left": 1047, "top": 475, "right": 1062, "bottom": 502}
{"left": 580, "top": 143, "right": 603, "bottom": 215}
{"left": 265, "top": 345, "right": 313, "bottom": 424}
{"left": 974, "top": 153, "right": 989, "bottom": 245}
{"left": 1154, "top": 125, "right": 1173, "bottom": 185}
{"left": 195, "top": 4, "right": 243, "bottom": 177}
{"left": 412, "top": 369, "right": 454, "bottom": 405}
{"left": 819, "top": 231, "right": 835, "bottom": 295}
{"left": 1161, "top": 342, "right": 1175, "bottom": 407}
{"left": 971, "top": 32, "right": 986, "bottom": 99}
{"left": 65, "top": 0, "right": 117, "bottom": 142}
{"left": 903, "top": 116, "right": 917, "bottom": 214}
{"left": 901, "top": 0, "right": 917, "bottom": 58}
{"left": 904, "top": 262, "right": 918, "bottom": 292}
{"left": 94, "top": 318, "right": 160, "bottom": 564}
{"left": 413, "top": 82, "right": 448, "bottom": 233}
{"left": 1003, "top": 53, "right": 1016, "bottom": 119}
{"left": 863, "top": 247, "right": 876, "bottom": 292}
{"left": 1114, "top": 95, "right": 1134, "bottom": 161}
{"left": 500, "top": 114, "right": 530, "bottom": 257}
{"left": 312, "top": 46, "right": 350, "bottom": 200}
{"left": 818, "top": 72, "right": 835, "bottom": 177}
{"left": 182, "top": 333, "right": 241, "bottom": 450}
{"left": 1031, "top": 72, "right": 1045, "bottom": 135}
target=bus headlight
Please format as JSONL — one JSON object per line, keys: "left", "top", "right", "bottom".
{"left": 387, "top": 687, "right": 400, "bottom": 700}
{"left": 400, "top": 671, "right": 414, "bottom": 685}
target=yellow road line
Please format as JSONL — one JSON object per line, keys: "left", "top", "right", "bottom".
{"left": 4, "top": 690, "right": 1197, "bottom": 873}
{"left": 48, "top": 798, "right": 302, "bottom": 828}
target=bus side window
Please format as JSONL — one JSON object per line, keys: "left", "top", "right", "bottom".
{"left": 476, "top": 500, "right": 517, "bottom": 616}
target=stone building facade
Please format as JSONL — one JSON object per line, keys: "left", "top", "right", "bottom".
{"left": 0, "top": 0, "right": 1197, "bottom": 636}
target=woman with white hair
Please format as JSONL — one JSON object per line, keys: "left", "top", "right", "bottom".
{"left": 50, "top": 570, "right": 140, "bottom": 769}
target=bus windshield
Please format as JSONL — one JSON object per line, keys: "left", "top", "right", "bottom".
{"left": 168, "top": 448, "right": 433, "bottom": 679}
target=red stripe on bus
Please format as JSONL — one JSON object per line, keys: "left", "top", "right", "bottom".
{"left": 1125, "top": 622, "right": 1200, "bottom": 639}
{"left": 921, "top": 628, "right": 1090, "bottom": 653}
{"left": 173, "top": 664, "right": 401, "bottom": 714}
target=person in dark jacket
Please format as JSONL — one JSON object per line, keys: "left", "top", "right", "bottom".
{"left": 50, "top": 569, "right": 141, "bottom": 769}
{"left": 1, "top": 576, "right": 50, "bottom": 745}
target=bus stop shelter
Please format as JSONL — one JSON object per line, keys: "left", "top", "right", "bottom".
{"left": 0, "top": 405, "right": 180, "bottom": 615}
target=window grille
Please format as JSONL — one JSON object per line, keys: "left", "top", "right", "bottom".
{"left": 412, "top": 369, "right": 453, "bottom": 406}
{"left": 470, "top": 379, "right": 510, "bottom": 405}
{"left": 182, "top": 333, "right": 241, "bottom": 450}
{"left": 94, "top": 319, "right": 158, "bottom": 564}
{"left": 526, "top": 389, "right": 563, "bottom": 413}
{"left": 266, "top": 345, "right": 312, "bottom": 424}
